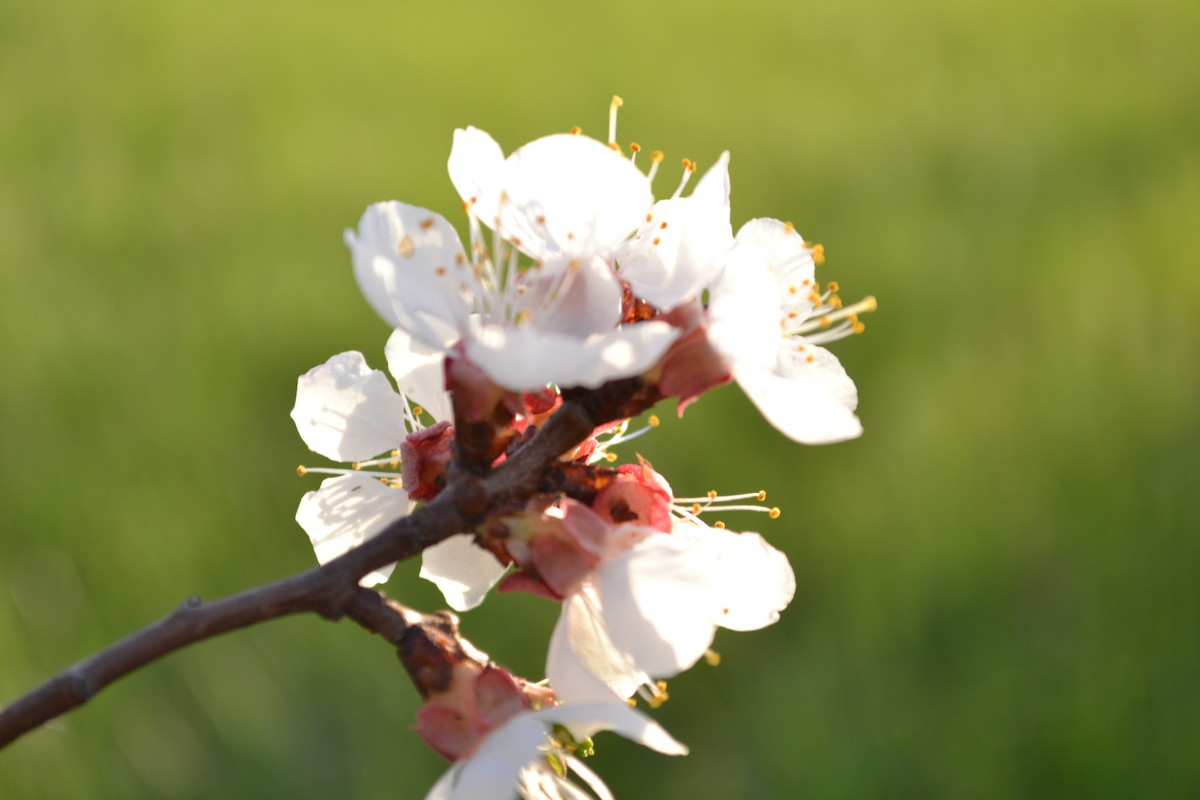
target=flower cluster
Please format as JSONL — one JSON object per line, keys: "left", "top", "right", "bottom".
{"left": 291, "top": 98, "right": 873, "bottom": 799}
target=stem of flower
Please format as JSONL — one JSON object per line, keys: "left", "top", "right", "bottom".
{"left": 0, "top": 391, "right": 611, "bottom": 751}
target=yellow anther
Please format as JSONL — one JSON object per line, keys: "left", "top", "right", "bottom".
{"left": 827, "top": 281, "right": 840, "bottom": 293}
{"left": 691, "top": 503, "right": 702, "bottom": 513}
{"left": 352, "top": 461, "right": 363, "bottom": 470}
{"left": 704, "top": 649, "right": 722, "bottom": 667}
{"left": 713, "top": 521, "right": 726, "bottom": 529}
{"left": 647, "top": 681, "right": 670, "bottom": 708}
{"left": 435, "top": 266, "right": 446, "bottom": 276}
{"left": 784, "top": 221, "right": 796, "bottom": 234}
{"left": 569, "top": 125, "right": 582, "bottom": 135}
{"left": 608, "top": 142, "right": 621, "bottom": 152}
{"left": 707, "top": 489, "right": 718, "bottom": 500}
{"left": 769, "top": 507, "right": 781, "bottom": 519}
{"left": 648, "top": 414, "right": 660, "bottom": 427}
{"left": 652, "top": 237, "right": 662, "bottom": 246}
{"left": 818, "top": 315, "right": 833, "bottom": 329}
{"left": 650, "top": 150, "right": 664, "bottom": 163}
{"left": 605, "top": 452, "right": 618, "bottom": 463}
{"left": 630, "top": 142, "right": 642, "bottom": 153}
{"left": 829, "top": 295, "right": 843, "bottom": 309}
{"left": 811, "top": 243, "right": 825, "bottom": 265}
{"left": 296, "top": 465, "right": 307, "bottom": 476}
{"left": 420, "top": 217, "right": 436, "bottom": 230}
{"left": 852, "top": 320, "right": 866, "bottom": 334}
{"left": 756, "top": 490, "right": 767, "bottom": 501}
{"left": 806, "top": 354, "right": 815, "bottom": 362}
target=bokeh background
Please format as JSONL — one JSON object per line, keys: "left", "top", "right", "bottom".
{"left": 2, "top": 0, "right": 1198, "bottom": 797}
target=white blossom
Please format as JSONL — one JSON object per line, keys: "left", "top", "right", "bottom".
{"left": 615, "top": 153, "right": 734, "bottom": 310}
{"left": 346, "top": 128, "right": 679, "bottom": 394}
{"left": 546, "top": 522, "right": 795, "bottom": 705}
{"left": 290, "top": 346, "right": 504, "bottom": 593}
{"left": 426, "top": 703, "right": 686, "bottom": 800}
{"left": 707, "top": 218, "right": 875, "bottom": 444}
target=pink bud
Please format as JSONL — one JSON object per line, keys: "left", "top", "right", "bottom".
{"left": 594, "top": 458, "right": 674, "bottom": 533}
{"left": 401, "top": 420, "right": 454, "bottom": 501}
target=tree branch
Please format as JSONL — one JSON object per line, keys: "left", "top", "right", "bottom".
{"left": 0, "top": 397, "right": 601, "bottom": 751}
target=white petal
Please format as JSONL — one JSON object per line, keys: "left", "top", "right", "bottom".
{"left": 562, "top": 756, "right": 615, "bottom": 800}
{"left": 523, "top": 257, "right": 622, "bottom": 339}
{"left": 547, "top": 589, "right": 645, "bottom": 705}
{"left": 290, "top": 351, "right": 410, "bottom": 462}
{"left": 347, "top": 202, "right": 469, "bottom": 348}
{"left": 447, "top": 126, "right": 506, "bottom": 227}
{"left": 704, "top": 240, "right": 780, "bottom": 372}
{"left": 384, "top": 328, "right": 452, "bottom": 424}
{"left": 736, "top": 345, "right": 862, "bottom": 444}
{"left": 294, "top": 473, "right": 408, "bottom": 586}
{"left": 497, "top": 134, "right": 652, "bottom": 261}
{"left": 423, "top": 762, "right": 463, "bottom": 800}
{"left": 674, "top": 526, "right": 795, "bottom": 631}
{"left": 594, "top": 535, "right": 724, "bottom": 678}
{"left": 419, "top": 534, "right": 507, "bottom": 611}
{"left": 533, "top": 703, "right": 688, "bottom": 757}
{"left": 465, "top": 320, "right": 678, "bottom": 392}
{"left": 447, "top": 713, "right": 549, "bottom": 800}
{"left": 735, "top": 217, "right": 816, "bottom": 290}
{"left": 616, "top": 153, "right": 733, "bottom": 309}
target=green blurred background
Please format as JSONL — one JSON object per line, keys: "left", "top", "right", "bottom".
{"left": 2, "top": 0, "right": 1197, "bottom": 797}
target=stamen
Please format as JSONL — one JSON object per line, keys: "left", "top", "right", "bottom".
{"left": 671, "top": 488, "right": 779, "bottom": 521}
{"left": 588, "top": 415, "right": 661, "bottom": 463}
{"left": 295, "top": 465, "right": 402, "bottom": 480}
{"left": 608, "top": 95, "right": 623, "bottom": 145}
{"left": 638, "top": 680, "right": 670, "bottom": 709}
{"left": 646, "top": 150, "right": 664, "bottom": 183}
{"left": 669, "top": 158, "right": 696, "bottom": 200}
{"left": 790, "top": 295, "right": 877, "bottom": 337}
{"left": 674, "top": 490, "right": 768, "bottom": 504}
{"left": 354, "top": 450, "right": 402, "bottom": 469}
{"left": 703, "top": 649, "right": 722, "bottom": 667}
{"left": 629, "top": 141, "right": 641, "bottom": 165}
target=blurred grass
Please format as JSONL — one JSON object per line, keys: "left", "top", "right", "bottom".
{"left": 2, "top": 0, "right": 1198, "bottom": 797}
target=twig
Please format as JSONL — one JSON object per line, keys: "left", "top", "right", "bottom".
{"left": 0, "top": 398, "right": 599, "bottom": 750}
